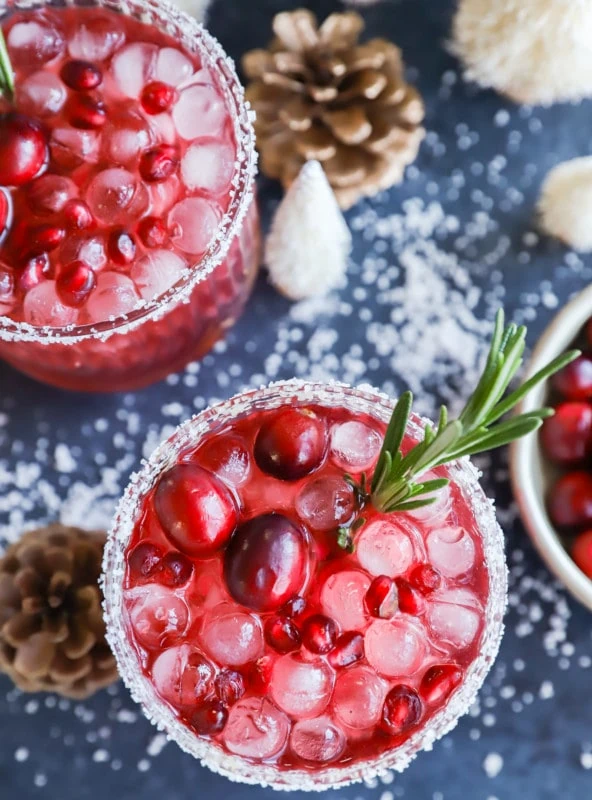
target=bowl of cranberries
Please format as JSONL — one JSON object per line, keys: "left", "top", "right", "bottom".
{"left": 511, "top": 285, "right": 592, "bottom": 610}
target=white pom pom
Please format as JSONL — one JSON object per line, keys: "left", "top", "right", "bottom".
{"left": 170, "top": 0, "right": 211, "bottom": 23}
{"left": 265, "top": 161, "right": 353, "bottom": 301}
{"left": 539, "top": 157, "right": 592, "bottom": 252}
{"left": 452, "top": 0, "right": 592, "bottom": 105}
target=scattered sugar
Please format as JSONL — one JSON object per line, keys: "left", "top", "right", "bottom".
{"left": 483, "top": 753, "right": 503, "bottom": 778}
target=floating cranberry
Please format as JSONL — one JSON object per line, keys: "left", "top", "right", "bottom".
{"left": 548, "top": 471, "right": 592, "bottom": 529}
{"left": 224, "top": 514, "right": 309, "bottom": 612}
{"left": 0, "top": 112, "right": 48, "bottom": 186}
{"left": 302, "top": 614, "right": 337, "bottom": 654}
{"left": 108, "top": 228, "right": 136, "bottom": 266}
{"left": 60, "top": 60, "right": 103, "bottom": 91}
{"left": 540, "top": 402, "right": 592, "bottom": 466}
{"left": 18, "top": 254, "right": 51, "bottom": 292}
{"left": 409, "top": 564, "right": 442, "bottom": 594}
{"left": 0, "top": 188, "right": 12, "bottom": 241}
{"left": 280, "top": 595, "right": 307, "bottom": 620}
{"left": 420, "top": 664, "right": 463, "bottom": 705}
{"left": 396, "top": 579, "right": 425, "bottom": 615}
{"left": 254, "top": 408, "right": 327, "bottom": 481}
{"left": 365, "top": 575, "right": 398, "bottom": 619}
{"left": 141, "top": 81, "right": 178, "bottom": 115}
{"left": 63, "top": 199, "right": 94, "bottom": 231}
{"left": 552, "top": 355, "right": 592, "bottom": 401}
{"left": 128, "top": 542, "right": 163, "bottom": 579}
{"left": 265, "top": 615, "right": 301, "bottom": 653}
{"left": 381, "top": 685, "right": 422, "bottom": 735}
{"left": 328, "top": 631, "right": 364, "bottom": 668}
{"left": 215, "top": 669, "right": 245, "bottom": 706}
{"left": 57, "top": 261, "right": 96, "bottom": 307}
{"left": 67, "top": 93, "right": 107, "bottom": 129}
{"left": 191, "top": 699, "right": 228, "bottom": 736}
{"left": 137, "top": 216, "right": 168, "bottom": 249}
{"left": 160, "top": 551, "right": 193, "bottom": 587}
{"left": 154, "top": 464, "right": 238, "bottom": 557}
{"left": 139, "top": 144, "right": 179, "bottom": 182}
{"left": 572, "top": 530, "right": 592, "bottom": 579}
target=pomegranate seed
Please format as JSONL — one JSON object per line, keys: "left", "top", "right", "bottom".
{"left": 137, "top": 216, "right": 168, "bottom": 249}
{"left": 396, "top": 579, "right": 425, "bottom": 615}
{"left": 420, "top": 664, "right": 463, "bottom": 705}
{"left": 280, "top": 595, "right": 307, "bottom": 620}
{"left": 365, "top": 575, "right": 398, "bottom": 619}
{"left": 18, "top": 254, "right": 51, "bottom": 292}
{"left": 254, "top": 408, "right": 327, "bottom": 481}
{"left": 548, "top": 471, "right": 592, "bottom": 529}
{"left": 191, "top": 699, "right": 228, "bottom": 736}
{"left": 160, "top": 551, "right": 193, "bottom": 587}
{"left": 127, "top": 542, "right": 163, "bottom": 579}
{"left": 60, "top": 60, "right": 103, "bottom": 91}
{"left": 20, "top": 224, "right": 65, "bottom": 260}
{"left": 214, "top": 669, "right": 245, "bottom": 706}
{"left": 540, "top": 402, "right": 592, "bottom": 465}
{"left": 56, "top": 261, "right": 96, "bottom": 307}
{"left": 67, "top": 93, "right": 107, "bottom": 129}
{"left": 301, "top": 614, "right": 337, "bottom": 654}
{"left": 381, "top": 685, "right": 422, "bottom": 735}
{"left": 0, "top": 112, "right": 48, "bottom": 186}
{"left": 139, "top": 144, "right": 179, "bottom": 183}
{"left": 247, "top": 656, "right": 273, "bottom": 693}
{"left": 328, "top": 631, "right": 364, "bottom": 668}
{"left": 409, "top": 564, "right": 442, "bottom": 594}
{"left": 264, "top": 615, "right": 301, "bottom": 653}
{"left": 572, "top": 530, "right": 592, "bottom": 578}
{"left": 108, "top": 228, "right": 136, "bottom": 266}
{"left": 63, "top": 199, "right": 94, "bottom": 231}
{"left": 141, "top": 81, "right": 178, "bottom": 115}
{"left": 552, "top": 355, "right": 592, "bottom": 401}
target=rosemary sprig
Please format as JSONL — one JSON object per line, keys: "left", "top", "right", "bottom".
{"left": 0, "top": 29, "right": 15, "bottom": 103}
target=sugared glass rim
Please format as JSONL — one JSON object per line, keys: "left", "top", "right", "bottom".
{"left": 102, "top": 380, "right": 508, "bottom": 792}
{"left": 0, "top": 0, "right": 257, "bottom": 345}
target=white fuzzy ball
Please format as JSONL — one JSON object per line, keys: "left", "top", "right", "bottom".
{"left": 452, "top": 0, "right": 592, "bottom": 105}
{"left": 539, "top": 157, "right": 592, "bottom": 252}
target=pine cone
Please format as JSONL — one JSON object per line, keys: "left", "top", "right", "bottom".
{"left": 0, "top": 524, "right": 118, "bottom": 699}
{"left": 243, "top": 9, "right": 425, "bottom": 209}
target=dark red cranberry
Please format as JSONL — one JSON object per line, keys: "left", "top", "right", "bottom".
{"left": 155, "top": 464, "right": 238, "bottom": 557}
{"left": 139, "top": 144, "right": 178, "bottom": 183}
{"left": 0, "top": 112, "right": 48, "bottom": 186}
{"left": 301, "top": 614, "right": 337, "bottom": 654}
{"left": 328, "top": 631, "right": 364, "bottom": 668}
{"left": 20, "top": 223, "right": 65, "bottom": 260}
{"left": 18, "top": 254, "right": 51, "bottom": 292}
{"left": 247, "top": 656, "right": 273, "bottom": 693}
{"left": 0, "top": 188, "right": 12, "bottom": 240}
{"left": 552, "top": 355, "right": 592, "bottom": 401}
{"left": 137, "top": 216, "right": 168, "bottom": 249}
{"left": 108, "top": 228, "right": 136, "bottom": 266}
{"left": 224, "top": 514, "right": 309, "bottom": 612}
{"left": 160, "top": 551, "right": 193, "bottom": 587}
{"left": 264, "top": 615, "right": 301, "bottom": 653}
{"left": 214, "top": 669, "right": 245, "bottom": 706}
{"left": 67, "top": 93, "right": 107, "bottom": 129}
{"left": 191, "top": 699, "right": 228, "bottom": 736}
{"left": 381, "top": 685, "right": 422, "bottom": 735}
{"left": 141, "top": 81, "right": 178, "bottom": 115}
{"left": 254, "top": 408, "right": 327, "bottom": 481}
{"left": 409, "top": 564, "right": 442, "bottom": 594}
{"left": 540, "top": 402, "right": 592, "bottom": 466}
{"left": 396, "top": 579, "right": 425, "bottom": 615}
{"left": 420, "top": 664, "right": 463, "bottom": 705}
{"left": 56, "top": 261, "right": 96, "bottom": 307}
{"left": 60, "top": 60, "right": 103, "bottom": 91}
{"left": 365, "top": 575, "right": 398, "bottom": 619}
{"left": 63, "top": 199, "right": 94, "bottom": 231}
{"left": 280, "top": 595, "right": 307, "bottom": 620}
{"left": 128, "top": 542, "right": 163, "bottom": 579}
{"left": 572, "top": 530, "right": 592, "bottom": 579}
{"left": 548, "top": 471, "right": 592, "bottom": 529}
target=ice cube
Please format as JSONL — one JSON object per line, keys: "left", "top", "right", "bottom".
{"left": 84, "top": 272, "right": 140, "bottom": 323}
{"left": 295, "top": 476, "right": 355, "bottom": 531}
{"left": 7, "top": 15, "right": 65, "bottom": 68}
{"left": 333, "top": 665, "right": 387, "bottom": 730}
{"left": 28, "top": 175, "right": 77, "bottom": 216}
{"left": 61, "top": 235, "right": 108, "bottom": 273}
{"left": 364, "top": 618, "right": 427, "bottom": 678}
{"left": 86, "top": 168, "right": 148, "bottom": 225}
{"left": 151, "top": 645, "right": 214, "bottom": 709}
{"left": 101, "top": 110, "right": 153, "bottom": 167}
{"left": 290, "top": 717, "right": 346, "bottom": 763}
{"left": 426, "top": 526, "right": 476, "bottom": 579}
{"left": 68, "top": 11, "right": 125, "bottom": 61}
{"left": 147, "top": 177, "right": 180, "bottom": 217}
{"left": 196, "top": 436, "right": 251, "bottom": 488}
{"left": 17, "top": 71, "right": 65, "bottom": 117}
{"left": 50, "top": 128, "right": 100, "bottom": 169}
{"left": 180, "top": 141, "right": 235, "bottom": 196}
{"left": 111, "top": 42, "right": 158, "bottom": 98}
{"left": 356, "top": 518, "right": 418, "bottom": 578}
{"left": 22, "top": 281, "right": 78, "bottom": 327}
{"left": 168, "top": 197, "right": 221, "bottom": 256}
{"left": 131, "top": 249, "right": 187, "bottom": 301}
{"left": 404, "top": 469, "right": 452, "bottom": 524}
{"left": 427, "top": 588, "right": 482, "bottom": 650}
{"left": 200, "top": 604, "right": 264, "bottom": 666}
{"left": 270, "top": 654, "right": 334, "bottom": 719}
{"left": 124, "top": 584, "right": 189, "bottom": 649}
{"left": 330, "top": 421, "right": 382, "bottom": 472}
{"left": 155, "top": 47, "right": 194, "bottom": 87}
{"left": 223, "top": 697, "right": 290, "bottom": 759}
{"left": 321, "top": 570, "right": 371, "bottom": 632}
{"left": 189, "top": 559, "right": 227, "bottom": 611}
{"left": 148, "top": 113, "right": 177, "bottom": 145}
{"left": 172, "top": 83, "right": 227, "bottom": 140}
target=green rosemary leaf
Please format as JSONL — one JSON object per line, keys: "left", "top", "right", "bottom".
{"left": 0, "top": 30, "right": 14, "bottom": 102}
{"left": 442, "top": 413, "right": 548, "bottom": 461}
{"left": 384, "top": 496, "right": 439, "bottom": 513}
{"left": 336, "top": 526, "right": 355, "bottom": 554}
{"left": 414, "top": 477, "right": 450, "bottom": 494}
{"left": 437, "top": 405, "right": 448, "bottom": 434}
{"left": 413, "top": 420, "right": 462, "bottom": 474}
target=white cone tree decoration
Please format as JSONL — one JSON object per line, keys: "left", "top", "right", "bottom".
{"left": 539, "top": 157, "right": 592, "bottom": 252}
{"left": 171, "top": 0, "right": 211, "bottom": 24}
{"left": 452, "top": 0, "right": 592, "bottom": 105}
{"left": 265, "top": 161, "right": 352, "bottom": 301}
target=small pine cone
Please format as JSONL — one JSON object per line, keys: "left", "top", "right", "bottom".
{"left": 0, "top": 524, "right": 118, "bottom": 699}
{"left": 243, "top": 8, "right": 425, "bottom": 209}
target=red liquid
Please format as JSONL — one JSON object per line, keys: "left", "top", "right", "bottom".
{"left": 123, "top": 402, "right": 490, "bottom": 770}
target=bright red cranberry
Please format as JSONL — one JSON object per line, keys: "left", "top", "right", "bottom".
{"left": 18, "top": 254, "right": 51, "bottom": 292}
{"left": 0, "top": 112, "right": 48, "bottom": 187}
{"left": 365, "top": 575, "right": 398, "bottom": 619}
{"left": 214, "top": 669, "right": 245, "bottom": 706}
{"left": 280, "top": 595, "right": 307, "bottom": 619}
{"left": 191, "top": 699, "right": 228, "bottom": 736}
{"left": 20, "top": 224, "right": 66, "bottom": 261}
{"left": 60, "top": 60, "right": 103, "bottom": 91}
{"left": 381, "top": 685, "right": 422, "bottom": 735}
{"left": 160, "top": 551, "right": 193, "bottom": 587}
{"left": 572, "top": 530, "right": 592, "bottom": 579}
{"left": 155, "top": 464, "right": 238, "bottom": 557}
{"left": 56, "top": 261, "right": 96, "bottom": 307}
{"left": 139, "top": 144, "right": 179, "bottom": 183}
{"left": 127, "top": 542, "right": 163, "bottom": 579}
{"left": 396, "top": 579, "right": 425, "bottom": 615}
{"left": 108, "top": 228, "right": 136, "bottom": 266}
{"left": 328, "top": 631, "right": 364, "bottom": 668}
{"left": 224, "top": 514, "right": 309, "bottom": 612}
{"left": 0, "top": 188, "right": 12, "bottom": 241}
{"left": 302, "top": 614, "right": 337, "bottom": 654}
{"left": 67, "top": 93, "right": 107, "bottom": 129}
{"left": 265, "top": 615, "right": 301, "bottom": 653}
{"left": 247, "top": 656, "right": 273, "bottom": 694}
{"left": 141, "top": 81, "right": 178, "bottom": 115}
{"left": 137, "top": 216, "right": 168, "bottom": 249}
{"left": 409, "top": 564, "right": 442, "bottom": 594}
{"left": 548, "top": 471, "right": 592, "bottom": 529}
{"left": 420, "top": 664, "right": 463, "bottom": 705}
{"left": 63, "top": 199, "right": 94, "bottom": 231}
{"left": 540, "top": 402, "right": 592, "bottom": 466}
{"left": 254, "top": 408, "right": 327, "bottom": 481}
{"left": 552, "top": 355, "right": 592, "bottom": 401}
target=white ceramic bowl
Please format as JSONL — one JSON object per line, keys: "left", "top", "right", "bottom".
{"left": 510, "top": 285, "right": 592, "bottom": 611}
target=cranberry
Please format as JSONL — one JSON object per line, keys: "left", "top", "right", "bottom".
{"left": 57, "top": 261, "right": 96, "bottom": 307}
{"left": 20, "top": 224, "right": 65, "bottom": 261}
{"left": 224, "top": 514, "right": 309, "bottom": 612}
{"left": 396, "top": 579, "right": 425, "bottom": 615}
{"left": 60, "top": 60, "right": 103, "bottom": 91}
{"left": 128, "top": 542, "right": 163, "bottom": 579}
{"left": 280, "top": 595, "right": 307, "bottom": 620}
{"left": 139, "top": 144, "right": 179, "bottom": 183}
{"left": 301, "top": 614, "right": 337, "bottom": 654}
{"left": 215, "top": 669, "right": 245, "bottom": 706}
{"left": 552, "top": 355, "right": 592, "bottom": 401}
{"left": 420, "top": 664, "right": 463, "bottom": 705}
{"left": 160, "top": 551, "right": 193, "bottom": 587}
{"left": 191, "top": 699, "right": 228, "bottom": 736}
{"left": 572, "top": 530, "right": 592, "bottom": 578}
{"left": 254, "top": 408, "right": 327, "bottom": 481}
{"left": 137, "top": 216, "right": 168, "bottom": 249}
{"left": 155, "top": 464, "right": 238, "bottom": 557}
{"left": 67, "top": 94, "right": 107, "bottom": 129}
{"left": 141, "top": 81, "right": 178, "bottom": 115}
{"left": 540, "top": 402, "right": 592, "bottom": 466}
{"left": 381, "top": 685, "right": 422, "bottom": 735}
{"left": 63, "top": 199, "right": 94, "bottom": 231}
{"left": 328, "top": 631, "right": 364, "bottom": 668}
{"left": 265, "top": 615, "right": 301, "bottom": 653}
{"left": 18, "top": 254, "right": 51, "bottom": 292}
{"left": 365, "top": 575, "right": 398, "bottom": 619}
{"left": 0, "top": 112, "right": 48, "bottom": 186}
{"left": 409, "top": 564, "right": 442, "bottom": 594}
{"left": 548, "top": 471, "right": 592, "bottom": 529}
{"left": 247, "top": 656, "right": 273, "bottom": 693}
{"left": 108, "top": 228, "right": 136, "bottom": 266}
{"left": 0, "top": 188, "right": 12, "bottom": 241}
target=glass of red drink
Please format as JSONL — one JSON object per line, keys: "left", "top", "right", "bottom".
{"left": 0, "top": 0, "right": 259, "bottom": 391}
{"left": 103, "top": 380, "right": 507, "bottom": 790}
